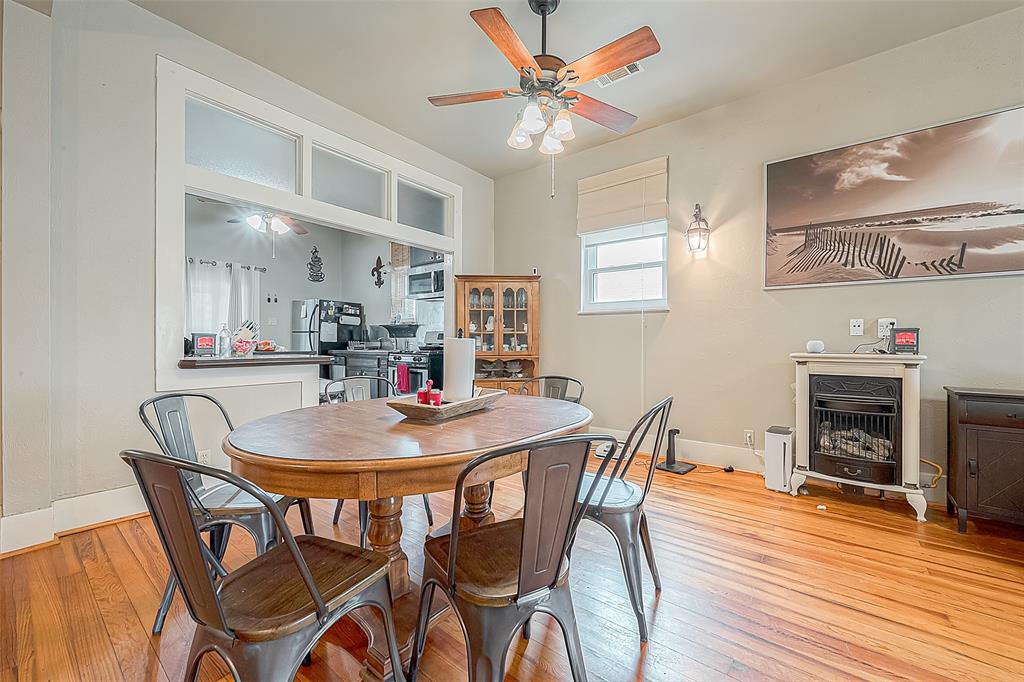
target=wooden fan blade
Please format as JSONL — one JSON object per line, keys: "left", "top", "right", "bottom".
{"left": 558, "top": 26, "right": 660, "bottom": 85}
{"left": 428, "top": 88, "right": 520, "bottom": 106}
{"left": 277, "top": 216, "right": 308, "bottom": 235}
{"left": 566, "top": 92, "right": 638, "bottom": 134}
{"left": 470, "top": 7, "right": 541, "bottom": 76}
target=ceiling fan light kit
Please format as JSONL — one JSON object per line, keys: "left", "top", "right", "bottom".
{"left": 506, "top": 116, "right": 534, "bottom": 149}
{"left": 429, "top": 1, "right": 661, "bottom": 157}
{"left": 538, "top": 130, "right": 564, "bottom": 155}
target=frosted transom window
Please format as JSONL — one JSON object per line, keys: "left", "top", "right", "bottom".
{"left": 312, "top": 146, "right": 388, "bottom": 219}
{"left": 185, "top": 97, "right": 298, "bottom": 192}
{"left": 397, "top": 178, "right": 448, "bottom": 235}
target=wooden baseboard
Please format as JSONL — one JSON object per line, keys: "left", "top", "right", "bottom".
{"left": 0, "top": 511, "right": 150, "bottom": 561}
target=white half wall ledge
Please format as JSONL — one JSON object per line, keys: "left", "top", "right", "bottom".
{"left": 593, "top": 425, "right": 946, "bottom": 504}
{"left": 0, "top": 483, "right": 147, "bottom": 554}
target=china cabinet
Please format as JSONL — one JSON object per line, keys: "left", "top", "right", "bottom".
{"left": 456, "top": 275, "right": 540, "bottom": 395}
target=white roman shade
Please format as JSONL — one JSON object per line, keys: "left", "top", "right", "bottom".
{"left": 576, "top": 157, "right": 668, "bottom": 235}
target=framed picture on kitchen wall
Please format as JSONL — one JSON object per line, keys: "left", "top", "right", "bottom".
{"left": 763, "top": 105, "right": 1024, "bottom": 289}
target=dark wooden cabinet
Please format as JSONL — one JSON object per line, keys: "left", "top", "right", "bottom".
{"left": 945, "top": 387, "right": 1024, "bottom": 533}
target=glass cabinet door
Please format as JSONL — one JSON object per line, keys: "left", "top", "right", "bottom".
{"left": 465, "top": 285, "right": 498, "bottom": 355}
{"left": 501, "top": 284, "right": 532, "bottom": 355}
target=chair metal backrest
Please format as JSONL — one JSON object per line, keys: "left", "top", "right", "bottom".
{"left": 518, "top": 375, "right": 584, "bottom": 404}
{"left": 138, "top": 392, "right": 235, "bottom": 490}
{"left": 323, "top": 376, "right": 398, "bottom": 404}
{"left": 120, "top": 449, "right": 329, "bottom": 637}
{"left": 447, "top": 434, "right": 617, "bottom": 600}
{"left": 602, "top": 396, "right": 673, "bottom": 505}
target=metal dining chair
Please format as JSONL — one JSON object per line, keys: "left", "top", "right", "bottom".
{"left": 517, "top": 375, "right": 585, "bottom": 403}
{"left": 120, "top": 449, "right": 406, "bottom": 682}
{"left": 408, "top": 433, "right": 618, "bottom": 682}
{"left": 580, "top": 396, "right": 673, "bottom": 641}
{"left": 139, "top": 392, "right": 315, "bottom": 634}
{"left": 486, "top": 374, "right": 587, "bottom": 504}
{"left": 324, "top": 377, "right": 435, "bottom": 540}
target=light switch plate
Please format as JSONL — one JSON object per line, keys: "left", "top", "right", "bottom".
{"left": 850, "top": 319, "right": 864, "bottom": 336}
{"left": 878, "top": 318, "right": 897, "bottom": 338}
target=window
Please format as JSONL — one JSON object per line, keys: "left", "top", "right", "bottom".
{"left": 185, "top": 97, "right": 298, "bottom": 192}
{"left": 580, "top": 221, "right": 668, "bottom": 313}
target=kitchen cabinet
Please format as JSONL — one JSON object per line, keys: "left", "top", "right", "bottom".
{"left": 456, "top": 275, "right": 540, "bottom": 393}
{"left": 945, "top": 387, "right": 1024, "bottom": 533}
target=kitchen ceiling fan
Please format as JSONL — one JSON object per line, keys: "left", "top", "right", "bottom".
{"left": 227, "top": 211, "right": 308, "bottom": 259}
{"left": 428, "top": 0, "right": 661, "bottom": 154}
{"left": 227, "top": 212, "right": 309, "bottom": 236}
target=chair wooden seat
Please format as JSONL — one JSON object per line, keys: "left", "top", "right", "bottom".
{"left": 219, "top": 535, "right": 389, "bottom": 641}
{"left": 424, "top": 518, "right": 569, "bottom": 607}
{"left": 578, "top": 473, "right": 643, "bottom": 511}
{"left": 197, "top": 482, "right": 287, "bottom": 516}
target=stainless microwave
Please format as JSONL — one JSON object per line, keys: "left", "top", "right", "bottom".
{"left": 408, "top": 266, "right": 444, "bottom": 299}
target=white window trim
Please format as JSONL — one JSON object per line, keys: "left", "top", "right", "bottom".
{"left": 155, "top": 57, "right": 463, "bottom": 399}
{"left": 579, "top": 222, "right": 669, "bottom": 315}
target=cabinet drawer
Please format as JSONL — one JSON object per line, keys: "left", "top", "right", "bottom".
{"left": 964, "top": 399, "right": 1024, "bottom": 429}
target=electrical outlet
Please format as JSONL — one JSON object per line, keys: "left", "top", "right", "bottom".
{"left": 849, "top": 318, "right": 864, "bottom": 336}
{"left": 198, "top": 449, "right": 211, "bottom": 465}
{"left": 878, "top": 318, "right": 897, "bottom": 338}
{"left": 744, "top": 429, "right": 755, "bottom": 448}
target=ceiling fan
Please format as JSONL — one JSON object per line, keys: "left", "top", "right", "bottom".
{"left": 227, "top": 211, "right": 308, "bottom": 259}
{"left": 227, "top": 212, "right": 309, "bottom": 236}
{"left": 428, "top": 0, "right": 661, "bottom": 154}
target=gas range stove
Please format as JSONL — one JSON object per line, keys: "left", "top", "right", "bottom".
{"left": 388, "top": 349, "right": 441, "bottom": 365}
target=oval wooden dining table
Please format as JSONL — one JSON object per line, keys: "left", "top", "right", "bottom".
{"left": 223, "top": 393, "right": 592, "bottom": 680}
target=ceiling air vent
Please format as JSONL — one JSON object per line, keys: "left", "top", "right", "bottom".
{"left": 595, "top": 62, "right": 643, "bottom": 88}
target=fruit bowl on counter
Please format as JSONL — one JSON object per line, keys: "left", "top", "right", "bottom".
{"left": 231, "top": 339, "right": 258, "bottom": 357}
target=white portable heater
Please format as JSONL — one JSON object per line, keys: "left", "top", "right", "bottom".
{"left": 764, "top": 426, "right": 794, "bottom": 492}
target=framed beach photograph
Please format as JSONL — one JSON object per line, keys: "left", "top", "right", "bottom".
{"left": 764, "top": 106, "right": 1024, "bottom": 289}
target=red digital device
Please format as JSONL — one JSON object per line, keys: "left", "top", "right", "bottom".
{"left": 191, "top": 333, "right": 217, "bottom": 357}
{"left": 892, "top": 328, "right": 920, "bottom": 354}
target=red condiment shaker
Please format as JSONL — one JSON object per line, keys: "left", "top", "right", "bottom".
{"left": 417, "top": 380, "right": 433, "bottom": 405}
{"left": 429, "top": 388, "right": 442, "bottom": 406}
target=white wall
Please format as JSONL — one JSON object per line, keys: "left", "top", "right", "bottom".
{"left": 1, "top": 0, "right": 51, "bottom": 519}
{"left": 0, "top": 0, "right": 494, "bottom": 528}
{"left": 338, "top": 230, "right": 394, "bottom": 327}
{"left": 494, "top": 9, "right": 1024, "bottom": 490}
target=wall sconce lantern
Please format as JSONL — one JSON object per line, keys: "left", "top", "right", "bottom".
{"left": 686, "top": 203, "right": 711, "bottom": 253}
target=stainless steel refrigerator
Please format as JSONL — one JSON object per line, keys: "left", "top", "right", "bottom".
{"left": 290, "top": 299, "right": 365, "bottom": 354}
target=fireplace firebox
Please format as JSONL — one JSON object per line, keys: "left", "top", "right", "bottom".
{"left": 810, "top": 375, "right": 901, "bottom": 486}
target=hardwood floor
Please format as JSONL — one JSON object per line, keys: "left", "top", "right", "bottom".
{"left": 2, "top": 464, "right": 1023, "bottom": 681}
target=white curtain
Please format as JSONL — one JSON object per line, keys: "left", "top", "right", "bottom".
{"left": 227, "top": 264, "right": 261, "bottom": 332}
{"left": 185, "top": 259, "right": 230, "bottom": 335}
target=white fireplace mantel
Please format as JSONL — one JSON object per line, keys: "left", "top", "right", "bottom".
{"left": 790, "top": 352, "right": 928, "bottom": 521}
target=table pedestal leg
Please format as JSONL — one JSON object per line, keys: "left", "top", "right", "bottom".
{"left": 368, "top": 496, "right": 409, "bottom": 597}
{"left": 352, "top": 496, "right": 446, "bottom": 682}
{"left": 461, "top": 482, "right": 495, "bottom": 528}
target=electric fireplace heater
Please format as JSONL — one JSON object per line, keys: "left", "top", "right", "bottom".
{"left": 790, "top": 353, "right": 927, "bottom": 521}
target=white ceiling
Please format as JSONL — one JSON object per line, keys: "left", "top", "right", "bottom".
{"left": 135, "top": 0, "right": 1019, "bottom": 179}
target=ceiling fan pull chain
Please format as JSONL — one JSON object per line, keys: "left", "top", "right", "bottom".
{"left": 550, "top": 154, "right": 556, "bottom": 199}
